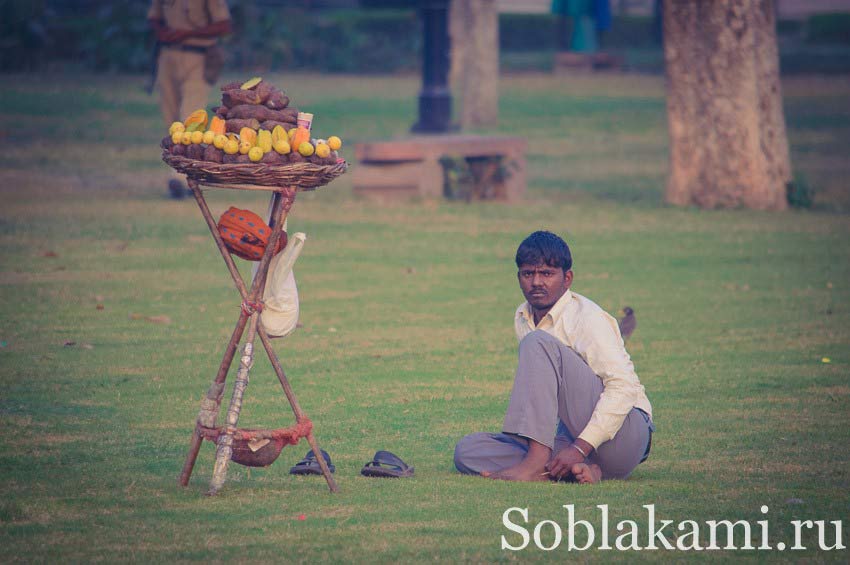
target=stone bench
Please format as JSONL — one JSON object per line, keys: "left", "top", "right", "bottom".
{"left": 353, "top": 134, "right": 527, "bottom": 202}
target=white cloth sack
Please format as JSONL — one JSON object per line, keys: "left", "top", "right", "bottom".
{"left": 250, "top": 229, "right": 305, "bottom": 338}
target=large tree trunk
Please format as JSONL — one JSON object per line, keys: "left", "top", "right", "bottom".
{"left": 449, "top": 0, "right": 499, "bottom": 128}
{"left": 664, "top": 0, "right": 791, "bottom": 210}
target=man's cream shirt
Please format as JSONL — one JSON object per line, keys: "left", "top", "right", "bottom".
{"left": 514, "top": 289, "right": 653, "bottom": 449}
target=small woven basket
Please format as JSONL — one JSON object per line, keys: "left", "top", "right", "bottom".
{"left": 162, "top": 150, "right": 347, "bottom": 191}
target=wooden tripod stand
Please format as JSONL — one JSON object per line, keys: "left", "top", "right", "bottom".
{"left": 178, "top": 178, "right": 338, "bottom": 495}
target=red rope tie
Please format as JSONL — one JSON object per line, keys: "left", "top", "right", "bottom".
{"left": 241, "top": 300, "right": 264, "bottom": 316}
{"left": 198, "top": 418, "right": 313, "bottom": 446}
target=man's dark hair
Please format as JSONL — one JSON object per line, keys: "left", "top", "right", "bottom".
{"left": 515, "top": 231, "right": 572, "bottom": 272}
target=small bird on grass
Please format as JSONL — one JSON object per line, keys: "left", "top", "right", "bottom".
{"left": 617, "top": 306, "right": 636, "bottom": 340}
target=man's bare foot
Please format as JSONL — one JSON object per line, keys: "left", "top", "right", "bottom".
{"left": 481, "top": 467, "right": 550, "bottom": 482}
{"left": 480, "top": 437, "right": 552, "bottom": 482}
{"left": 570, "top": 462, "right": 602, "bottom": 484}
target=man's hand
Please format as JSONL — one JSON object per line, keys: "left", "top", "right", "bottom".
{"left": 546, "top": 443, "right": 591, "bottom": 480}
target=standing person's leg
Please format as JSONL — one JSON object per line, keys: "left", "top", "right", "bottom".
{"left": 157, "top": 49, "right": 190, "bottom": 199}
{"left": 177, "top": 51, "right": 211, "bottom": 125}
{"left": 157, "top": 49, "right": 181, "bottom": 127}
{"left": 163, "top": 51, "right": 209, "bottom": 199}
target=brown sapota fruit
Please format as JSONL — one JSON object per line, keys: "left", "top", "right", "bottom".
{"left": 265, "top": 90, "right": 289, "bottom": 110}
{"left": 203, "top": 144, "right": 224, "bottom": 163}
{"left": 222, "top": 89, "right": 261, "bottom": 107}
{"left": 225, "top": 118, "right": 260, "bottom": 133}
{"left": 226, "top": 104, "right": 298, "bottom": 123}
{"left": 186, "top": 144, "right": 205, "bottom": 160}
{"left": 260, "top": 151, "right": 283, "bottom": 165}
{"left": 260, "top": 119, "right": 296, "bottom": 132}
{"left": 255, "top": 80, "right": 274, "bottom": 103}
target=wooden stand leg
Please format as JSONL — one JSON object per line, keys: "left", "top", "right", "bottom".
{"left": 179, "top": 431, "right": 204, "bottom": 487}
{"left": 259, "top": 328, "right": 339, "bottom": 492}
{"left": 180, "top": 311, "right": 250, "bottom": 486}
{"left": 208, "top": 313, "right": 261, "bottom": 495}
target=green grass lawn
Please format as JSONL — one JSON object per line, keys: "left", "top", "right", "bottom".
{"left": 1, "top": 71, "right": 849, "bottom": 562}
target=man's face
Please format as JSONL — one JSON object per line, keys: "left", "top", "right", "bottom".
{"left": 517, "top": 262, "right": 572, "bottom": 313}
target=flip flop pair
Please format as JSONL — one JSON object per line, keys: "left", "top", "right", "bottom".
{"left": 288, "top": 449, "right": 414, "bottom": 478}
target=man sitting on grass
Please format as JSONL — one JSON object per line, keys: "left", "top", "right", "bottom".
{"left": 454, "top": 231, "right": 654, "bottom": 483}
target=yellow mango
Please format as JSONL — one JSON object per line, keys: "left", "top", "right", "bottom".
{"left": 257, "top": 129, "right": 272, "bottom": 153}
{"left": 315, "top": 143, "right": 330, "bottom": 158}
{"left": 273, "top": 138, "right": 291, "bottom": 155}
{"left": 169, "top": 121, "right": 185, "bottom": 136}
{"left": 239, "top": 127, "right": 257, "bottom": 147}
{"left": 271, "top": 125, "right": 287, "bottom": 145}
{"left": 248, "top": 146, "right": 264, "bottom": 162}
{"left": 298, "top": 141, "right": 315, "bottom": 157}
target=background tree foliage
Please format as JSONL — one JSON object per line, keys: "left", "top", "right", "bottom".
{"left": 2, "top": 0, "right": 848, "bottom": 74}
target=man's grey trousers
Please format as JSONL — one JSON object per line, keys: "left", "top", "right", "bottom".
{"left": 454, "top": 330, "right": 653, "bottom": 480}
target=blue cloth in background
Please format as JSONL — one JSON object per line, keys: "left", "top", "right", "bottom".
{"left": 594, "top": 0, "right": 612, "bottom": 32}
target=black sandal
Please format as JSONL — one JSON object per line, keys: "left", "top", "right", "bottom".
{"left": 289, "top": 449, "right": 335, "bottom": 475}
{"left": 360, "top": 450, "right": 414, "bottom": 478}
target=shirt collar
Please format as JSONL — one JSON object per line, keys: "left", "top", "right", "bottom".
{"left": 519, "top": 289, "right": 574, "bottom": 328}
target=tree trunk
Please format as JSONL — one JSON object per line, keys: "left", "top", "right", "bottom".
{"left": 663, "top": 0, "right": 791, "bottom": 210}
{"left": 449, "top": 0, "right": 499, "bottom": 128}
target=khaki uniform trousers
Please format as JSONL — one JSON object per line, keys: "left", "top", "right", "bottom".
{"left": 156, "top": 46, "right": 210, "bottom": 127}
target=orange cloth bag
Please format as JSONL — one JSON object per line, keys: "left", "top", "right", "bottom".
{"left": 218, "top": 207, "right": 286, "bottom": 261}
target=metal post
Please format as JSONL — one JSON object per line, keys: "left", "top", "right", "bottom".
{"left": 412, "top": 0, "right": 454, "bottom": 133}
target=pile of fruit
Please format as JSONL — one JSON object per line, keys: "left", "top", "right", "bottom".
{"left": 161, "top": 77, "right": 342, "bottom": 166}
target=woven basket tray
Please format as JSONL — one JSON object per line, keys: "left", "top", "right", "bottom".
{"left": 162, "top": 150, "right": 347, "bottom": 191}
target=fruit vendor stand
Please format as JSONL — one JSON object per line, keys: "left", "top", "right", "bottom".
{"left": 161, "top": 78, "right": 346, "bottom": 495}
